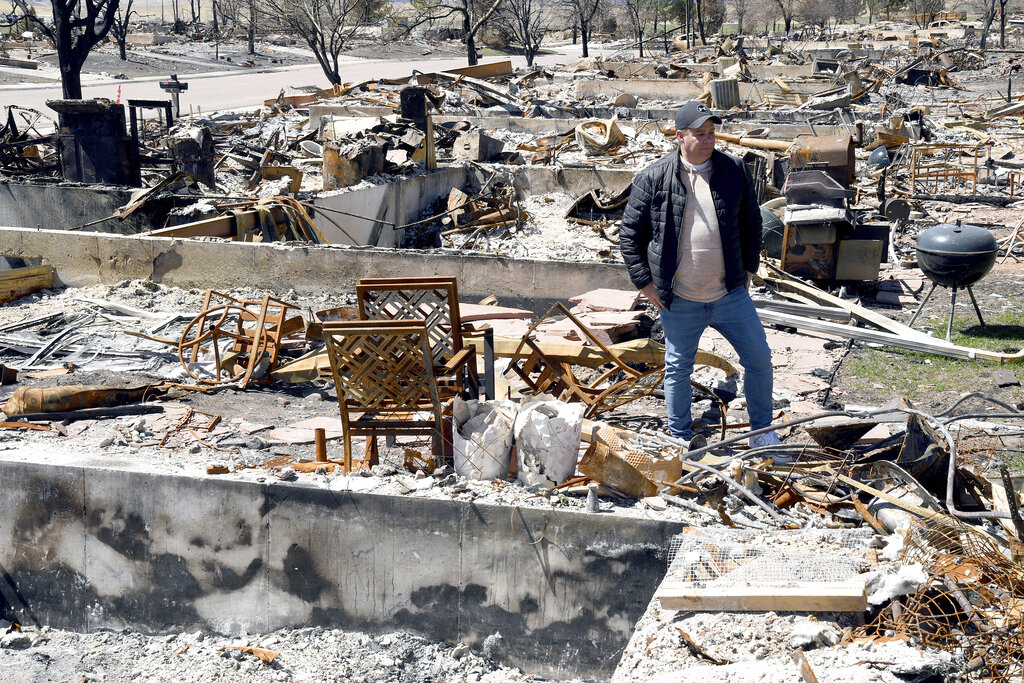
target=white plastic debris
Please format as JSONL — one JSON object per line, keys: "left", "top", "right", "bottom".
{"left": 789, "top": 617, "right": 840, "bottom": 649}
{"left": 878, "top": 533, "right": 906, "bottom": 562}
{"left": 452, "top": 397, "right": 517, "bottom": 481}
{"left": 865, "top": 563, "right": 929, "bottom": 605}
{"left": 513, "top": 395, "right": 585, "bottom": 487}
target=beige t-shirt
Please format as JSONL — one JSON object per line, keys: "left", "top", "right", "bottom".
{"left": 672, "top": 156, "right": 728, "bottom": 303}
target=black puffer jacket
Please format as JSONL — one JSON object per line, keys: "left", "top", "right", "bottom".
{"left": 619, "top": 148, "right": 763, "bottom": 307}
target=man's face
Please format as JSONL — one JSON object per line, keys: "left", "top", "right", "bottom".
{"left": 676, "top": 119, "right": 716, "bottom": 164}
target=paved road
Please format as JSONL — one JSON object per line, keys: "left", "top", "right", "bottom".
{"left": 0, "top": 43, "right": 623, "bottom": 119}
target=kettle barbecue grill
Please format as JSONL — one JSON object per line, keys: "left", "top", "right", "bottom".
{"left": 908, "top": 221, "right": 997, "bottom": 341}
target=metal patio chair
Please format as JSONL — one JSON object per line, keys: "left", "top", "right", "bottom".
{"left": 322, "top": 319, "right": 443, "bottom": 470}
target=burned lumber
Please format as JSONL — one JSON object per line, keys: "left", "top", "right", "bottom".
{"left": 909, "top": 193, "right": 1020, "bottom": 207}
{"left": 655, "top": 582, "right": 868, "bottom": 612}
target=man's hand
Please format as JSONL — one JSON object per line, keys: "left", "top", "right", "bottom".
{"left": 641, "top": 283, "right": 665, "bottom": 311}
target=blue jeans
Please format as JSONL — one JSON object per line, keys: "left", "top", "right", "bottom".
{"left": 660, "top": 287, "right": 773, "bottom": 439}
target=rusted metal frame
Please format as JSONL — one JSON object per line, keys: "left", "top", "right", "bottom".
{"left": 159, "top": 407, "right": 223, "bottom": 449}
{"left": 178, "top": 302, "right": 271, "bottom": 387}
{"left": 999, "top": 466, "right": 1024, "bottom": 540}
{"left": 586, "top": 367, "right": 667, "bottom": 419}
{"left": 506, "top": 302, "right": 657, "bottom": 415}
{"left": 908, "top": 143, "right": 982, "bottom": 196}
{"left": 356, "top": 277, "right": 476, "bottom": 396}
{"left": 940, "top": 577, "right": 994, "bottom": 634}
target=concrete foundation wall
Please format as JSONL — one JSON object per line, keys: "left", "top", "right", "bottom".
{"left": 313, "top": 167, "right": 467, "bottom": 247}
{"left": 0, "top": 183, "right": 152, "bottom": 234}
{"left": 0, "top": 456, "right": 681, "bottom": 679}
{"left": 1, "top": 226, "right": 634, "bottom": 311}
{"left": 509, "top": 166, "right": 636, "bottom": 198}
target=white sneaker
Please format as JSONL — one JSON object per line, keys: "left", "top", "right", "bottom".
{"left": 748, "top": 431, "right": 781, "bottom": 449}
{"left": 748, "top": 430, "right": 795, "bottom": 464}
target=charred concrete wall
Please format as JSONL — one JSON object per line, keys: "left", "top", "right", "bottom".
{"left": 2, "top": 226, "right": 633, "bottom": 311}
{"left": 313, "top": 167, "right": 467, "bottom": 247}
{"left": 0, "top": 182, "right": 151, "bottom": 234}
{"left": 0, "top": 456, "right": 681, "bottom": 679}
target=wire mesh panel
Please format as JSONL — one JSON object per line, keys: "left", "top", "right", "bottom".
{"left": 952, "top": 425, "right": 1000, "bottom": 476}
{"left": 666, "top": 529, "right": 871, "bottom": 587}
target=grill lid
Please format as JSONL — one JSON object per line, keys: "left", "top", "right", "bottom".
{"left": 916, "top": 222, "right": 996, "bottom": 255}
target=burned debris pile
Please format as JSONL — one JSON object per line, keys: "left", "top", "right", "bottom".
{"left": 6, "top": 16, "right": 1024, "bottom": 682}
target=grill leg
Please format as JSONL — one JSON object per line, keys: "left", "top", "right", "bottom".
{"left": 946, "top": 287, "right": 958, "bottom": 342}
{"left": 908, "top": 281, "right": 939, "bottom": 328}
{"left": 966, "top": 285, "right": 987, "bottom": 328}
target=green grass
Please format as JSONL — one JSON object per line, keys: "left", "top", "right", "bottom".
{"left": 835, "top": 308, "right": 1024, "bottom": 411}
{"left": 931, "top": 308, "right": 1024, "bottom": 353}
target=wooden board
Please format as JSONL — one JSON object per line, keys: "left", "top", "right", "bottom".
{"left": 656, "top": 581, "right": 867, "bottom": 612}
{"left": 442, "top": 60, "right": 514, "bottom": 79}
{"left": 145, "top": 206, "right": 288, "bottom": 239}
{"left": 0, "top": 265, "right": 55, "bottom": 304}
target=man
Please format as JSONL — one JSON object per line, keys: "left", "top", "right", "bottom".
{"left": 619, "top": 100, "right": 780, "bottom": 451}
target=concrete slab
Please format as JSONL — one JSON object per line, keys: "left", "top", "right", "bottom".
{"left": 17, "top": 228, "right": 101, "bottom": 287}
{"left": 0, "top": 229, "right": 23, "bottom": 264}
{"left": 0, "top": 183, "right": 153, "bottom": 234}
{"left": 510, "top": 166, "right": 635, "bottom": 198}
{"left": 147, "top": 236, "right": 262, "bottom": 290}
{"left": 97, "top": 235, "right": 157, "bottom": 282}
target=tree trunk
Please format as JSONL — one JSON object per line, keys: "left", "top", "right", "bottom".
{"left": 119, "top": 36, "right": 127, "bottom": 60}
{"left": 581, "top": 23, "right": 589, "bottom": 57}
{"left": 685, "top": 0, "right": 691, "bottom": 47}
{"left": 1000, "top": 1, "right": 1007, "bottom": 48}
{"left": 61, "top": 60, "right": 83, "bottom": 99}
{"left": 248, "top": 0, "right": 256, "bottom": 54}
{"left": 981, "top": 2, "right": 996, "bottom": 50}
{"left": 696, "top": 0, "right": 706, "bottom": 44}
{"left": 466, "top": 13, "right": 477, "bottom": 65}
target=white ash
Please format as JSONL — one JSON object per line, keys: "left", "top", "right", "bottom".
{"left": 0, "top": 624, "right": 569, "bottom": 683}
{"left": 443, "top": 192, "right": 618, "bottom": 262}
{"left": 614, "top": 597, "right": 955, "bottom": 683}
{"left": 788, "top": 617, "right": 841, "bottom": 648}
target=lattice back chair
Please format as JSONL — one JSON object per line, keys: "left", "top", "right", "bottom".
{"left": 356, "top": 276, "right": 478, "bottom": 399}
{"left": 322, "top": 319, "right": 443, "bottom": 469}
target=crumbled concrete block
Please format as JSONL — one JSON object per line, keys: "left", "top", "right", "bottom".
{"left": 452, "top": 130, "right": 503, "bottom": 162}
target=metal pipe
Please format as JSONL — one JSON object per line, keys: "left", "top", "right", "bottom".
{"left": 314, "top": 428, "right": 327, "bottom": 462}
{"left": 935, "top": 392, "right": 1022, "bottom": 417}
